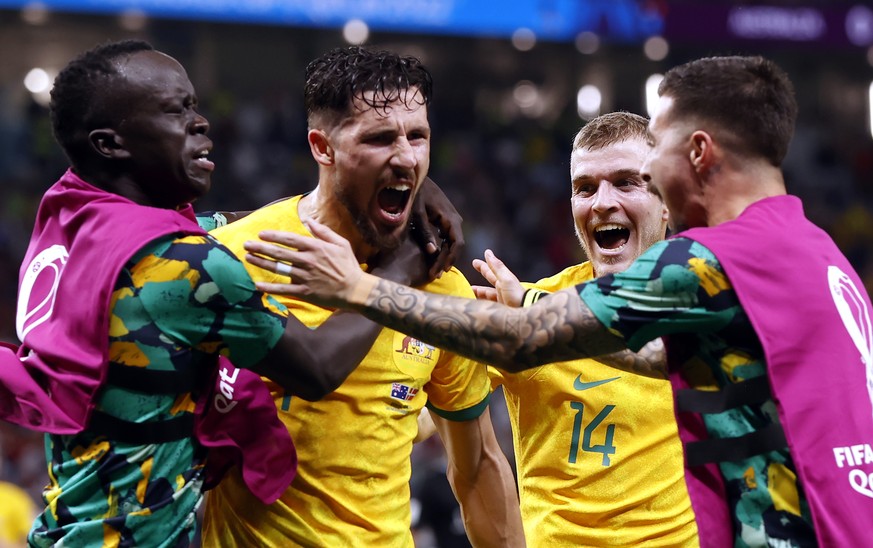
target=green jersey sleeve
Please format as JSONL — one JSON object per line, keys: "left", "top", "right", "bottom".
{"left": 577, "top": 237, "right": 741, "bottom": 352}
{"left": 127, "top": 234, "right": 288, "bottom": 369}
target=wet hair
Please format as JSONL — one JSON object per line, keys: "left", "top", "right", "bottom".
{"left": 304, "top": 46, "right": 433, "bottom": 127}
{"left": 659, "top": 55, "right": 797, "bottom": 166}
{"left": 573, "top": 111, "right": 649, "bottom": 152}
{"left": 50, "top": 39, "right": 155, "bottom": 167}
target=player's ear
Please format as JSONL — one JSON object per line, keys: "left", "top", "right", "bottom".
{"left": 89, "top": 129, "right": 130, "bottom": 159}
{"left": 308, "top": 129, "right": 333, "bottom": 166}
{"left": 689, "top": 130, "right": 713, "bottom": 175}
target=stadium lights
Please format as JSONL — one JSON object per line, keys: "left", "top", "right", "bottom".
{"left": 643, "top": 36, "right": 669, "bottom": 61}
{"left": 575, "top": 31, "right": 599, "bottom": 55}
{"left": 24, "top": 67, "right": 53, "bottom": 107}
{"left": 343, "top": 19, "right": 369, "bottom": 45}
{"left": 577, "top": 84, "right": 601, "bottom": 120}
{"left": 511, "top": 28, "right": 536, "bottom": 51}
{"left": 21, "top": 2, "right": 49, "bottom": 25}
{"left": 869, "top": 81, "right": 873, "bottom": 140}
{"left": 119, "top": 8, "right": 148, "bottom": 31}
{"left": 513, "top": 81, "right": 538, "bottom": 109}
{"left": 513, "top": 80, "right": 545, "bottom": 118}
{"left": 646, "top": 74, "right": 663, "bottom": 117}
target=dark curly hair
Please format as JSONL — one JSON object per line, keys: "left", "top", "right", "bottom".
{"left": 659, "top": 55, "right": 797, "bottom": 167}
{"left": 304, "top": 46, "right": 433, "bottom": 127}
{"left": 50, "top": 39, "right": 154, "bottom": 168}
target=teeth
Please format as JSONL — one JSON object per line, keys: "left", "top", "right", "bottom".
{"left": 196, "top": 150, "right": 210, "bottom": 159}
{"left": 595, "top": 223, "right": 625, "bottom": 232}
{"left": 385, "top": 183, "right": 411, "bottom": 191}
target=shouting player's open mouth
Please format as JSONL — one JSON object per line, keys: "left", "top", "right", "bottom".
{"left": 375, "top": 182, "right": 413, "bottom": 227}
{"left": 594, "top": 223, "right": 631, "bottom": 253}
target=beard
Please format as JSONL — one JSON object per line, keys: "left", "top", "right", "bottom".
{"left": 335, "top": 185, "right": 404, "bottom": 252}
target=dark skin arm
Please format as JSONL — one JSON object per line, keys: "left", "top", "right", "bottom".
{"left": 254, "top": 312, "right": 380, "bottom": 402}
{"left": 215, "top": 210, "right": 254, "bottom": 224}
{"left": 410, "top": 177, "right": 465, "bottom": 278}
{"left": 247, "top": 229, "right": 430, "bottom": 401}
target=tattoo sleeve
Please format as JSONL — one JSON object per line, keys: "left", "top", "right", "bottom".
{"left": 594, "top": 339, "right": 668, "bottom": 379}
{"left": 355, "top": 280, "right": 631, "bottom": 373}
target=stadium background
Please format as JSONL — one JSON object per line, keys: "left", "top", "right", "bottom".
{"left": 0, "top": 1, "right": 871, "bottom": 545}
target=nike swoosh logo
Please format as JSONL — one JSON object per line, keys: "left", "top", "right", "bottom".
{"left": 574, "top": 375, "right": 620, "bottom": 391}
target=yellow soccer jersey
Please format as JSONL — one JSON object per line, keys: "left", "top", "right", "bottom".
{"left": 203, "top": 195, "right": 490, "bottom": 547}
{"left": 489, "top": 263, "right": 699, "bottom": 547}
{"left": 0, "top": 482, "right": 36, "bottom": 545}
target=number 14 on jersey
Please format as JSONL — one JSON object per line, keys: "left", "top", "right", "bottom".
{"left": 568, "top": 401, "right": 616, "bottom": 466}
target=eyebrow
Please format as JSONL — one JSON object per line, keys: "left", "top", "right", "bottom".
{"left": 612, "top": 168, "right": 642, "bottom": 180}
{"left": 573, "top": 168, "right": 642, "bottom": 184}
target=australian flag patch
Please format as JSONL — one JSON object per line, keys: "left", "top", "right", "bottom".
{"left": 391, "top": 382, "right": 419, "bottom": 401}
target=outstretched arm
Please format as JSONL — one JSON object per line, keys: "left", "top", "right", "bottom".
{"left": 208, "top": 195, "right": 291, "bottom": 226}
{"left": 249, "top": 228, "right": 430, "bottom": 400}
{"left": 474, "top": 248, "right": 666, "bottom": 378}
{"left": 596, "top": 338, "right": 666, "bottom": 379}
{"left": 431, "top": 410, "right": 524, "bottom": 547}
{"left": 244, "top": 220, "right": 631, "bottom": 373}
{"left": 253, "top": 312, "right": 381, "bottom": 401}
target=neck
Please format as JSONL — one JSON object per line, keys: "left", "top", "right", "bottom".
{"left": 75, "top": 168, "right": 167, "bottom": 208}
{"left": 703, "top": 160, "right": 786, "bottom": 227}
{"left": 298, "top": 186, "right": 376, "bottom": 262}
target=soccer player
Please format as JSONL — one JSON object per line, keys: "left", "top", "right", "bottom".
{"left": 201, "top": 47, "right": 523, "bottom": 547}
{"left": 0, "top": 40, "right": 462, "bottom": 547}
{"left": 247, "top": 56, "right": 873, "bottom": 546}
{"left": 472, "top": 112, "right": 697, "bottom": 545}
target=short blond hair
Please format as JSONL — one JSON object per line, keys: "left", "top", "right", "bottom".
{"left": 573, "top": 111, "right": 648, "bottom": 152}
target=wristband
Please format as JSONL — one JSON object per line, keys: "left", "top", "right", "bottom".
{"left": 349, "top": 273, "right": 378, "bottom": 305}
{"left": 521, "top": 288, "right": 549, "bottom": 308}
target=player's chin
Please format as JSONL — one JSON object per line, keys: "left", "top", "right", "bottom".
{"left": 186, "top": 174, "right": 213, "bottom": 200}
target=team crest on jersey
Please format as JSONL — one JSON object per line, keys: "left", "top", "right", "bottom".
{"left": 390, "top": 382, "right": 419, "bottom": 402}
{"left": 17, "top": 245, "right": 69, "bottom": 341}
{"left": 392, "top": 332, "right": 439, "bottom": 376}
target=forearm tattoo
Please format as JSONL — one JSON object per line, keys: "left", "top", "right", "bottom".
{"left": 595, "top": 339, "right": 668, "bottom": 379}
{"left": 356, "top": 280, "right": 629, "bottom": 372}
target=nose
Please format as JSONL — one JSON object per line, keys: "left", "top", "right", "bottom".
{"left": 191, "top": 111, "right": 209, "bottom": 135}
{"left": 591, "top": 181, "right": 619, "bottom": 213}
{"left": 640, "top": 153, "right": 652, "bottom": 184}
{"left": 390, "top": 137, "right": 416, "bottom": 170}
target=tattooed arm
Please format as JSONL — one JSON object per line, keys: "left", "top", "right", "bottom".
{"left": 357, "top": 280, "right": 625, "bottom": 372}
{"left": 472, "top": 249, "right": 667, "bottom": 378}
{"left": 243, "top": 219, "right": 658, "bottom": 374}
{"left": 595, "top": 338, "right": 667, "bottom": 379}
